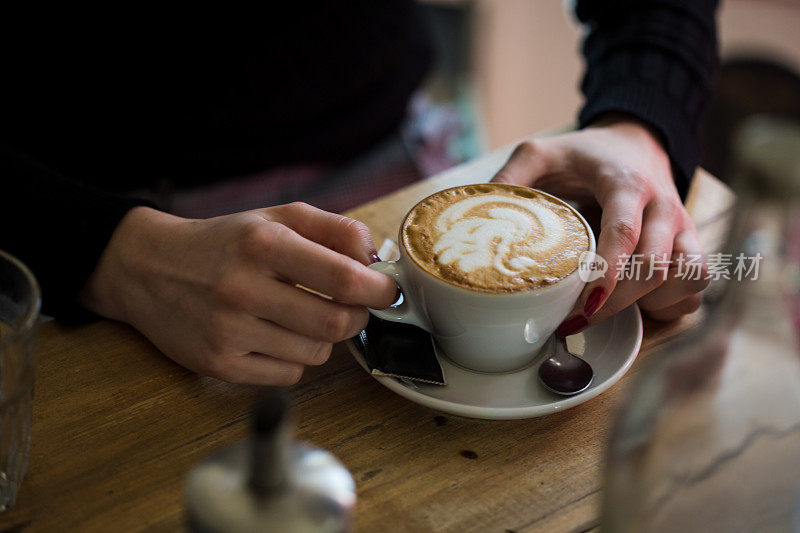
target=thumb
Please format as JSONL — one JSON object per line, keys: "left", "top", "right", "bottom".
{"left": 491, "top": 140, "right": 552, "bottom": 186}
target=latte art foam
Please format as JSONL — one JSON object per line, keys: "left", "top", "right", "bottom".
{"left": 403, "top": 184, "right": 590, "bottom": 292}
{"left": 434, "top": 195, "right": 567, "bottom": 276}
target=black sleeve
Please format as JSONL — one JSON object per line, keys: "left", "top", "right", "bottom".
{"left": 574, "top": 0, "right": 719, "bottom": 198}
{"left": 0, "top": 142, "right": 152, "bottom": 323}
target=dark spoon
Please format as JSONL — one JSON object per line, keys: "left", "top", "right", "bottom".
{"left": 538, "top": 336, "right": 594, "bottom": 395}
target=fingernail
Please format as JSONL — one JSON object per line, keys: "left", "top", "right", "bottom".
{"left": 369, "top": 253, "right": 381, "bottom": 264}
{"left": 556, "top": 315, "right": 588, "bottom": 339}
{"left": 584, "top": 287, "right": 606, "bottom": 317}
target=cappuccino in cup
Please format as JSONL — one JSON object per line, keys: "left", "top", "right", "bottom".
{"left": 369, "top": 183, "right": 594, "bottom": 373}
{"left": 402, "top": 184, "right": 590, "bottom": 293}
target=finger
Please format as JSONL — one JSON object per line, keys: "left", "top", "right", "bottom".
{"left": 638, "top": 228, "right": 709, "bottom": 311}
{"left": 249, "top": 278, "right": 369, "bottom": 342}
{"left": 268, "top": 227, "right": 397, "bottom": 308}
{"left": 637, "top": 272, "right": 708, "bottom": 312}
{"left": 644, "top": 293, "right": 703, "bottom": 322}
{"left": 584, "top": 278, "right": 647, "bottom": 326}
{"left": 268, "top": 202, "right": 378, "bottom": 265}
{"left": 491, "top": 140, "right": 552, "bottom": 186}
{"left": 585, "top": 201, "right": 678, "bottom": 324}
{"left": 631, "top": 200, "right": 679, "bottom": 286}
{"left": 580, "top": 190, "right": 645, "bottom": 317}
{"left": 222, "top": 353, "right": 306, "bottom": 386}
{"left": 240, "top": 315, "right": 334, "bottom": 367}
{"left": 554, "top": 189, "right": 646, "bottom": 338}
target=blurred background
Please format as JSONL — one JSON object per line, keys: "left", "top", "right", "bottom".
{"left": 419, "top": 0, "right": 800, "bottom": 181}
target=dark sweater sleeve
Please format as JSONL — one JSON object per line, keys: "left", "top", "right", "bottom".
{"left": 0, "top": 142, "right": 152, "bottom": 323}
{"left": 574, "top": 0, "right": 719, "bottom": 198}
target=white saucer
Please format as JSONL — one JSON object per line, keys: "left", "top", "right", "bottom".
{"left": 346, "top": 304, "right": 643, "bottom": 420}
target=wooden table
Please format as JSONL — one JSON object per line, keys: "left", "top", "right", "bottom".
{"left": 0, "top": 139, "right": 735, "bottom": 532}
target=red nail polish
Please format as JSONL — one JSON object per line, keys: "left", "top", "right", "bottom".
{"left": 584, "top": 287, "right": 606, "bottom": 317}
{"left": 556, "top": 315, "right": 588, "bottom": 339}
{"left": 369, "top": 253, "right": 381, "bottom": 264}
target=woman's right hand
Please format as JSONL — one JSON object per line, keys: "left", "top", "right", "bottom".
{"left": 79, "top": 202, "right": 397, "bottom": 385}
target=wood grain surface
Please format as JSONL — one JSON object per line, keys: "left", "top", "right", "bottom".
{"left": 0, "top": 142, "right": 734, "bottom": 532}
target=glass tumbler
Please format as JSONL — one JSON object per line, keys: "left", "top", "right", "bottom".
{"left": 0, "top": 250, "right": 39, "bottom": 511}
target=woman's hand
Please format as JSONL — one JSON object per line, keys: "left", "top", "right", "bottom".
{"left": 492, "top": 116, "right": 708, "bottom": 335}
{"left": 79, "top": 202, "right": 396, "bottom": 385}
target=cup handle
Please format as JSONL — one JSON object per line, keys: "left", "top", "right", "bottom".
{"left": 367, "top": 261, "right": 431, "bottom": 331}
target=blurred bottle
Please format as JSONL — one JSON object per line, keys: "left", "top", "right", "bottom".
{"left": 601, "top": 116, "right": 800, "bottom": 532}
{"left": 186, "top": 389, "right": 356, "bottom": 533}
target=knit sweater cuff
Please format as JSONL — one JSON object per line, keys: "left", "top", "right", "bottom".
{"left": 579, "top": 80, "right": 699, "bottom": 200}
{"left": 1, "top": 143, "right": 155, "bottom": 324}
{"left": 47, "top": 185, "right": 152, "bottom": 324}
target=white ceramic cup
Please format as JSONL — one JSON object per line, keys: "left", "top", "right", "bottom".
{"left": 368, "top": 190, "right": 595, "bottom": 373}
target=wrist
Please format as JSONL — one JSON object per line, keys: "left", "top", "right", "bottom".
{"left": 79, "top": 206, "right": 189, "bottom": 323}
{"left": 589, "top": 112, "right": 667, "bottom": 154}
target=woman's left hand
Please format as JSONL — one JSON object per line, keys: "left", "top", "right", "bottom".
{"left": 491, "top": 115, "right": 709, "bottom": 336}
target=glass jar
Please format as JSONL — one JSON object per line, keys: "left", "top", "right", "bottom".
{"left": 601, "top": 116, "right": 800, "bottom": 532}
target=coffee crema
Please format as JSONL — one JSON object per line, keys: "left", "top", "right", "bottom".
{"left": 402, "top": 183, "right": 590, "bottom": 292}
